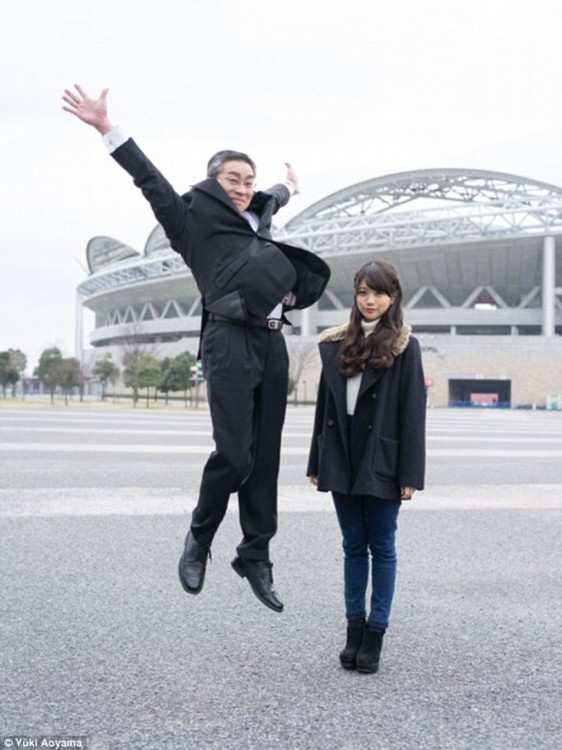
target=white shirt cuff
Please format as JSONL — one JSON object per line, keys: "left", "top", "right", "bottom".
{"left": 103, "top": 126, "right": 128, "bottom": 153}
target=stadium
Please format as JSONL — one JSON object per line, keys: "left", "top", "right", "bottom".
{"left": 76, "top": 168, "right": 562, "bottom": 408}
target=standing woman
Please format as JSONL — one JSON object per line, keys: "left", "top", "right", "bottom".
{"left": 307, "top": 260, "right": 426, "bottom": 674}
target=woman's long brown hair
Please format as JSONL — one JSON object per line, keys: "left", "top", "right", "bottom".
{"left": 338, "top": 260, "right": 404, "bottom": 377}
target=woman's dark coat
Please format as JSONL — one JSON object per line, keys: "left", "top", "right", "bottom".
{"left": 307, "top": 323, "right": 426, "bottom": 500}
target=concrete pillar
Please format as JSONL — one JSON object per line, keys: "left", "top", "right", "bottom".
{"left": 75, "top": 292, "right": 84, "bottom": 359}
{"left": 300, "top": 305, "right": 311, "bottom": 337}
{"left": 542, "top": 236, "right": 556, "bottom": 337}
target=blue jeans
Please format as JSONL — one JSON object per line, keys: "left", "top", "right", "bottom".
{"left": 332, "top": 492, "right": 401, "bottom": 630}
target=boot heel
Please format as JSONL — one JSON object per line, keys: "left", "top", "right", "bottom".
{"left": 356, "top": 627, "right": 385, "bottom": 674}
{"left": 339, "top": 624, "right": 364, "bottom": 670}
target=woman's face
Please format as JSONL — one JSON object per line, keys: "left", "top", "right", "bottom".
{"left": 355, "top": 280, "right": 394, "bottom": 322}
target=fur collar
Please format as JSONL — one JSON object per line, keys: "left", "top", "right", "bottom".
{"left": 319, "top": 322, "right": 412, "bottom": 356}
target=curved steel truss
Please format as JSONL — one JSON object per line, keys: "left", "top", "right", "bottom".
{"left": 284, "top": 168, "right": 562, "bottom": 225}
{"left": 79, "top": 253, "right": 188, "bottom": 297}
{"left": 278, "top": 168, "right": 562, "bottom": 255}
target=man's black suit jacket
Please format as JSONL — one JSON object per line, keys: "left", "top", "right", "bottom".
{"left": 111, "top": 139, "right": 330, "bottom": 322}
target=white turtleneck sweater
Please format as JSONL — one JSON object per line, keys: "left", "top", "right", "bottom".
{"left": 346, "top": 319, "right": 379, "bottom": 415}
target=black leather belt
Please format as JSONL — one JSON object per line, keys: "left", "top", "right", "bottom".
{"left": 207, "top": 313, "right": 284, "bottom": 331}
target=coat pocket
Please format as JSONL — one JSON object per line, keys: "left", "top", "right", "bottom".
{"left": 372, "top": 436, "right": 399, "bottom": 481}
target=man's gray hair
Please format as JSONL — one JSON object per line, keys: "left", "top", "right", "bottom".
{"left": 207, "top": 150, "right": 256, "bottom": 179}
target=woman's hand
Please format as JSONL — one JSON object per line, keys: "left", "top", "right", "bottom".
{"left": 400, "top": 487, "right": 416, "bottom": 500}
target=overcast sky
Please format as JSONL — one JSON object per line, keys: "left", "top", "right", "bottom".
{"left": 2, "top": 0, "right": 562, "bottom": 372}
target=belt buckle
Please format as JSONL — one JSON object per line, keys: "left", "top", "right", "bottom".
{"left": 267, "top": 319, "right": 282, "bottom": 330}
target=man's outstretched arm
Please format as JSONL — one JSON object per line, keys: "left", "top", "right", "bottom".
{"left": 62, "top": 82, "right": 189, "bottom": 245}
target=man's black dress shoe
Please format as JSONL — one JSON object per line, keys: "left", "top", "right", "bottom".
{"left": 231, "top": 557, "right": 284, "bottom": 612}
{"left": 178, "top": 531, "right": 210, "bottom": 595}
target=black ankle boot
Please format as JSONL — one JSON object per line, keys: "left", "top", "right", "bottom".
{"left": 356, "top": 626, "right": 385, "bottom": 674}
{"left": 339, "top": 621, "right": 365, "bottom": 670}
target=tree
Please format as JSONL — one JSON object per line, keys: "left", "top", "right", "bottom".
{"left": 136, "top": 354, "right": 163, "bottom": 407}
{"left": 159, "top": 351, "right": 197, "bottom": 405}
{"left": 122, "top": 349, "right": 142, "bottom": 405}
{"left": 0, "top": 349, "right": 27, "bottom": 397}
{"left": 0, "top": 353, "right": 16, "bottom": 397}
{"left": 119, "top": 322, "right": 160, "bottom": 405}
{"left": 158, "top": 357, "right": 173, "bottom": 404}
{"left": 123, "top": 351, "right": 162, "bottom": 406}
{"left": 10, "top": 349, "right": 26, "bottom": 396}
{"left": 93, "top": 353, "right": 120, "bottom": 399}
{"left": 58, "top": 357, "right": 83, "bottom": 405}
{"left": 287, "top": 374, "right": 296, "bottom": 399}
{"left": 36, "top": 347, "right": 64, "bottom": 402}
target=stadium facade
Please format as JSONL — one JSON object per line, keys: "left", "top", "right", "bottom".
{"left": 76, "top": 168, "right": 562, "bottom": 408}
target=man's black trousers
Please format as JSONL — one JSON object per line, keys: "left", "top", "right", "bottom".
{"left": 191, "top": 319, "right": 289, "bottom": 560}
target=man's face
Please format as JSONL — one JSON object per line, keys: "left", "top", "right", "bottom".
{"left": 215, "top": 160, "right": 255, "bottom": 212}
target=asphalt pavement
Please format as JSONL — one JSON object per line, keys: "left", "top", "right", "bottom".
{"left": 0, "top": 403, "right": 561, "bottom": 750}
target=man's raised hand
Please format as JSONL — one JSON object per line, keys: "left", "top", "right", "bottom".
{"left": 285, "top": 162, "right": 301, "bottom": 195}
{"left": 62, "top": 84, "right": 114, "bottom": 135}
